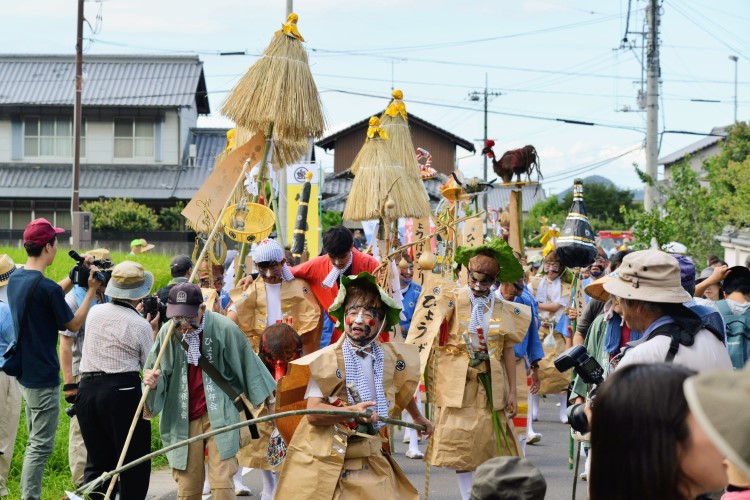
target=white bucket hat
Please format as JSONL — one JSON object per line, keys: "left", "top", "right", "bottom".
{"left": 602, "top": 250, "right": 691, "bottom": 304}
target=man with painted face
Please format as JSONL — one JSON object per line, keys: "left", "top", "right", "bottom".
{"left": 291, "top": 225, "right": 378, "bottom": 347}
{"left": 275, "top": 272, "right": 433, "bottom": 500}
{"left": 143, "top": 283, "right": 276, "bottom": 500}
{"left": 229, "top": 239, "right": 321, "bottom": 356}
{"left": 427, "top": 239, "right": 531, "bottom": 500}
{"left": 529, "top": 251, "right": 572, "bottom": 423}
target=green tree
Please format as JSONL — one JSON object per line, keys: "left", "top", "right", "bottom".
{"left": 623, "top": 162, "right": 721, "bottom": 260}
{"left": 705, "top": 122, "right": 750, "bottom": 228}
{"left": 157, "top": 201, "right": 187, "bottom": 231}
{"left": 81, "top": 198, "right": 159, "bottom": 232}
{"left": 525, "top": 182, "right": 634, "bottom": 239}
{"left": 321, "top": 211, "right": 342, "bottom": 232}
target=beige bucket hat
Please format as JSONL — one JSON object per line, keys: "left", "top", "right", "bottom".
{"left": 683, "top": 364, "right": 750, "bottom": 480}
{"left": 104, "top": 261, "right": 154, "bottom": 300}
{"left": 0, "top": 254, "right": 17, "bottom": 287}
{"left": 602, "top": 250, "right": 691, "bottom": 303}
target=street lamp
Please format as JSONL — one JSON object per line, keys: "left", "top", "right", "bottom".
{"left": 729, "top": 55, "right": 739, "bottom": 123}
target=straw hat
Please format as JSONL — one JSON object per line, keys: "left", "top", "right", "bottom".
{"left": 0, "top": 254, "right": 17, "bottom": 287}
{"left": 602, "top": 250, "right": 691, "bottom": 304}
{"left": 104, "top": 261, "right": 154, "bottom": 300}
{"left": 683, "top": 364, "right": 750, "bottom": 480}
{"left": 130, "top": 238, "right": 155, "bottom": 253}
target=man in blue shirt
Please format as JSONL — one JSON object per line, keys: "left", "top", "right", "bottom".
{"left": 498, "top": 278, "right": 544, "bottom": 454}
{"left": 6, "top": 219, "right": 100, "bottom": 499}
{"left": 0, "top": 254, "right": 19, "bottom": 497}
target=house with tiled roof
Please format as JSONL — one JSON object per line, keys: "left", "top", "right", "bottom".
{"left": 658, "top": 125, "right": 729, "bottom": 188}
{"left": 0, "top": 54, "right": 227, "bottom": 234}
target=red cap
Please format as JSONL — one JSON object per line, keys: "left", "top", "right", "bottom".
{"left": 23, "top": 218, "right": 65, "bottom": 248}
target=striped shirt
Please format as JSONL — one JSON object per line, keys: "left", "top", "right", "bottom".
{"left": 80, "top": 302, "right": 153, "bottom": 374}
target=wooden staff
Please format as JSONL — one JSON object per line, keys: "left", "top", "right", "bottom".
{"left": 103, "top": 136, "right": 273, "bottom": 499}
{"left": 78, "top": 409, "right": 426, "bottom": 498}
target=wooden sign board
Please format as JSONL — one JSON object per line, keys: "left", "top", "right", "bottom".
{"left": 182, "top": 133, "right": 266, "bottom": 233}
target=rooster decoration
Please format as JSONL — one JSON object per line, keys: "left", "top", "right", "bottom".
{"left": 481, "top": 140, "right": 542, "bottom": 184}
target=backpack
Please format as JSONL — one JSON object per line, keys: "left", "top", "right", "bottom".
{"left": 715, "top": 300, "right": 750, "bottom": 369}
{"left": 649, "top": 309, "right": 725, "bottom": 364}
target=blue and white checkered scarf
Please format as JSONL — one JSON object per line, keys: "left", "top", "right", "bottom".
{"left": 342, "top": 338, "right": 388, "bottom": 429}
{"left": 181, "top": 314, "right": 206, "bottom": 366}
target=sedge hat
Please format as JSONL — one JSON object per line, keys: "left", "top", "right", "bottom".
{"left": 23, "top": 218, "right": 65, "bottom": 249}
{"left": 104, "top": 261, "right": 154, "bottom": 300}
{"left": 603, "top": 250, "right": 691, "bottom": 304}
{"left": 167, "top": 282, "right": 204, "bottom": 318}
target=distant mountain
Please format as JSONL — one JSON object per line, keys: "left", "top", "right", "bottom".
{"left": 555, "top": 175, "right": 616, "bottom": 201}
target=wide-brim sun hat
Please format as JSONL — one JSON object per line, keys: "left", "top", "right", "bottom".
{"left": 105, "top": 261, "right": 154, "bottom": 300}
{"left": 683, "top": 364, "right": 750, "bottom": 480}
{"left": 584, "top": 271, "right": 619, "bottom": 303}
{"left": 328, "top": 272, "right": 401, "bottom": 330}
{"left": 603, "top": 250, "right": 691, "bottom": 304}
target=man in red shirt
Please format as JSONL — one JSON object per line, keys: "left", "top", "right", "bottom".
{"left": 292, "top": 226, "right": 378, "bottom": 346}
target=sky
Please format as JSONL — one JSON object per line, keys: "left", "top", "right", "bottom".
{"left": 3, "top": 0, "right": 748, "bottom": 196}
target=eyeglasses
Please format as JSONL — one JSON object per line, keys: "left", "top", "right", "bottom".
{"left": 468, "top": 270, "right": 494, "bottom": 286}
{"left": 345, "top": 306, "right": 380, "bottom": 321}
{"left": 172, "top": 316, "right": 199, "bottom": 328}
{"left": 256, "top": 261, "right": 281, "bottom": 269}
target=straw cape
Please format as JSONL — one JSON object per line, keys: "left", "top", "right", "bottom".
{"left": 221, "top": 13, "right": 326, "bottom": 150}
{"left": 343, "top": 117, "right": 431, "bottom": 221}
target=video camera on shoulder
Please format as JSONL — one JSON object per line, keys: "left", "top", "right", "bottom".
{"left": 554, "top": 345, "right": 605, "bottom": 434}
{"left": 69, "top": 250, "right": 113, "bottom": 288}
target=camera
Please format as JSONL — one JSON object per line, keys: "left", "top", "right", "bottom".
{"left": 142, "top": 295, "right": 166, "bottom": 320}
{"left": 69, "top": 250, "right": 113, "bottom": 288}
{"left": 65, "top": 405, "right": 76, "bottom": 418}
{"left": 554, "top": 345, "right": 605, "bottom": 434}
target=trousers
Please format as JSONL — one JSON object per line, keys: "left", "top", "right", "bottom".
{"left": 19, "top": 385, "right": 60, "bottom": 500}
{"left": 77, "top": 372, "right": 151, "bottom": 499}
{"left": 0, "top": 372, "right": 21, "bottom": 496}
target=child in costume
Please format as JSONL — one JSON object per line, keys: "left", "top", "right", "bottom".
{"left": 275, "top": 272, "right": 433, "bottom": 500}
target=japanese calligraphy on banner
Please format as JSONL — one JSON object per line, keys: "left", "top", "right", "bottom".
{"left": 405, "top": 273, "right": 457, "bottom": 373}
{"left": 410, "top": 217, "right": 432, "bottom": 287}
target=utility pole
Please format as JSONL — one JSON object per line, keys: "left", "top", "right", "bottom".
{"left": 644, "top": 0, "right": 660, "bottom": 211}
{"left": 469, "top": 74, "right": 502, "bottom": 181}
{"left": 729, "top": 55, "right": 739, "bottom": 123}
{"left": 276, "top": 0, "right": 293, "bottom": 247}
{"left": 73, "top": 0, "right": 83, "bottom": 214}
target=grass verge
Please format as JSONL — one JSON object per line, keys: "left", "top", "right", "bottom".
{"left": 1, "top": 246, "right": 173, "bottom": 499}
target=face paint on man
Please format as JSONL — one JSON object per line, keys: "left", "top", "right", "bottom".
{"left": 345, "top": 305, "right": 383, "bottom": 347}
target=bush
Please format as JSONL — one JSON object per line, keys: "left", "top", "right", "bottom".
{"left": 157, "top": 201, "right": 187, "bottom": 231}
{"left": 81, "top": 198, "right": 159, "bottom": 233}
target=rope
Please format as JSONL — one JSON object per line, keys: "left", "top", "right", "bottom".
{"left": 424, "top": 350, "right": 438, "bottom": 500}
{"left": 75, "top": 408, "right": 426, "bottom": 497}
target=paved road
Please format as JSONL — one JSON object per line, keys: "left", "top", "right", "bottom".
{"left": 147, "top": 396, "right": 587, "bottom": 499}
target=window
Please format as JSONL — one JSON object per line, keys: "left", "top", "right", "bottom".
{"left": 114, "top": 118, "right": 154, "bottom": 158}
{"left": 24, "top": 117, "right": 85, "bottom": 158}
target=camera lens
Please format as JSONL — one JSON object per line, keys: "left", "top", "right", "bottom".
{"left": 566, "top": 403, "right": 590, "bottom": 434}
